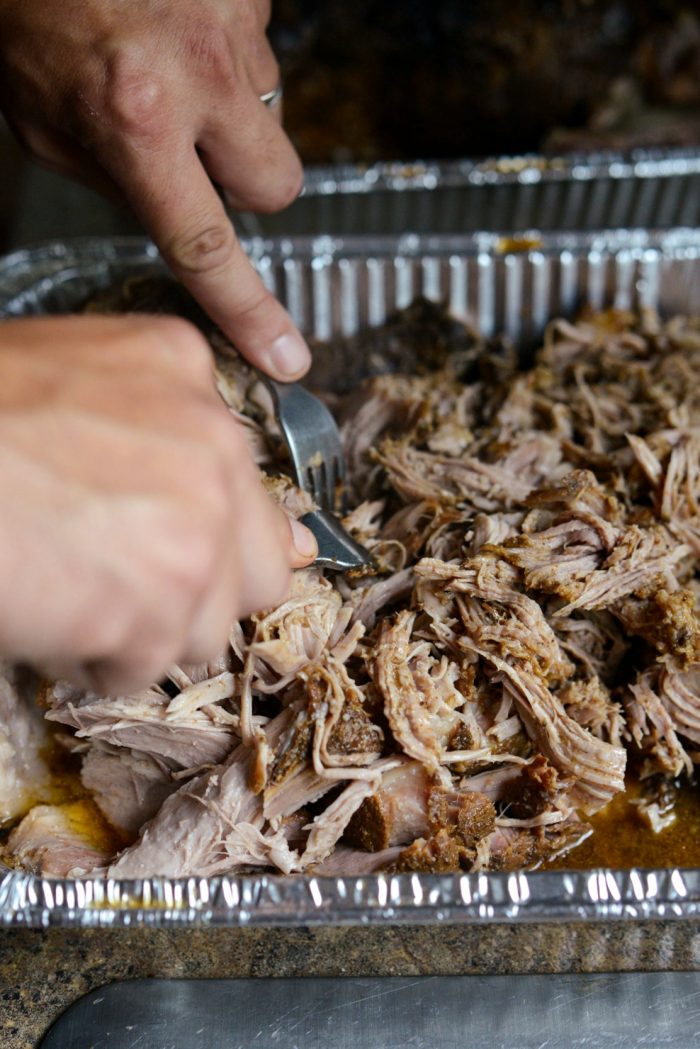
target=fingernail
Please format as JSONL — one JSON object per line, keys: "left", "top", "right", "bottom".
{"left": 267, "top": 332, "right": 311, "bottom": 378}
{"left": 289, "top": 516, "right": 318, "bottom": 559}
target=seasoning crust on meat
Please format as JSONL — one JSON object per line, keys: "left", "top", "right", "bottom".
{"left": 4, "top": 288, "right": 700, "bottom": 877}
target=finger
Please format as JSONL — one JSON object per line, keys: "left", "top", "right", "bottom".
{"left": 1, "top": 315, "right": 217, "bottom": 396}
{"left": 254, "top": 0, "right": 273, "bottom": 29}
{"left": 198, "top": 85, "right": 302, "bottom": 214}
{"left": 242, "top": 26, "right": 284, "bottom": 127}
{"left": 286, "top": 512, "right": 319, "bottom": 568}
{"left": 107, "top": 140, "right": 311, "bottom": 380}
{"left": 37, "top": 652, "right": 172, "bottom": 697}
{"left": 82, "top": 648, "right": 181, "bottom": 696}
{"left": 181, "top": 493, "right": 317, "bottom": 664}
{"left": 37, "top": 659, "right": 96, "bottom": 693}
{"left": 232, "top": 496, "right": 317, "bottom": 618}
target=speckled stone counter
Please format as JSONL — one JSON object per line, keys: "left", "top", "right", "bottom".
{"left": 2, "top": 923, "right": 700, "bottom": 1048}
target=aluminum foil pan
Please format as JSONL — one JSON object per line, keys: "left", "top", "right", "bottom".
{"left": 239, "top": 148, "right": 700, "bottom": 238}
{"left": 2, "top": 229, "right": 700, "bottom": 346}
{"left": 1, "top": 230, "right": 700, "bottom": 930}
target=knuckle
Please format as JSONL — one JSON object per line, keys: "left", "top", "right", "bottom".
{"left": 226, "top": 287, "right": 270, "bottom": 324}
{"left": 167, "top": 222, "right": 236, "bottom": 276}
{"left": 74, "top": 597, "right": 132, "bottom": 661}
{"left": 105, "top": 58, "right": 166, "bottom": 138}
{"left": 162, "top": 517, "right": 219, "bottom": 599}
{"left": 195, "top": 455, "right": 233, "bottom": 523}
{"left": 136, "top": 318, "right": 216, "bottom": 390}
{"left": 182, "top": 19, "right": 234, "bottom": 82}
{"left": 198, "top": 407, "right": 241, "bottom": 455}
{"left": 148, "top": 316, "right": 215, "bottom": 377}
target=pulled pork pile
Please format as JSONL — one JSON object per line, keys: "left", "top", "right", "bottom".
{"left": 4, "top": 293, "right": 700, "bottom": 878}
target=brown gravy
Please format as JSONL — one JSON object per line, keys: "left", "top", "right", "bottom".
{"left": 547, "top": 778, "right": 700, "bottom": 871}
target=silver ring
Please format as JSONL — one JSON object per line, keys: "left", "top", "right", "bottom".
{"left": 259, "top": 84, "right": 283, "bottom": 108}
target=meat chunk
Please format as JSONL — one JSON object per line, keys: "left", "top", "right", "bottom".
{"left": 626, "top": 667, "right": 692, "bottom": 778}
{"left": 3, "top": 803, "right": 113, "bottom": 876}
{"left": 501, "top": 666, "right": 626, "bottom": 814}
{"left": 373, "top": 611, "right": 467, "bottom": 770}
{"left": 0, "top": 667, "right": 51, "bottom": 825}
{"left": 80, "top": 742, "right": 179, "bottom": 836}
{"left": 483, "top": 819, "right": 591, "bottom": 872}
{"left": 345, "top": 758, "right": 496, "bottom": 854}
{"left": 45, "top": 682, "right": 235, "bottom": 769}
{"left": 557, "top": 677, "right": 625, "bottom": 747}
{"left": 108, "top": 743, "right": 270, "bottom": 878}
{"left": 393, "top": 829, "right": 468, "bottom": 873}
{"left": 345, "top": 761, "right": 432, "bottom": 850}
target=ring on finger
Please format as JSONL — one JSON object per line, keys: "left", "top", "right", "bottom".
{"left": 259, "top": 84, "right": 283, "bottom": 108}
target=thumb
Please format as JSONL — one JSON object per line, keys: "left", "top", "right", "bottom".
{"left": 285, "top": 511, "right": 318, "bottom": 568}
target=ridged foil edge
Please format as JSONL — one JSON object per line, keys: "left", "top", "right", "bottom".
{"left": 1, "top": 869, "right": 699, "bottom": 928}
{"left": 2, "top": 230, "right": 700, "bottom": 345}
{"left": 300, "top": 148, "right": 700, "bottom": 195}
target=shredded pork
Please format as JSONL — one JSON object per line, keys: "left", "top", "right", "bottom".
{"left": 4, "top": 293, "right": 700, "bottom": 878}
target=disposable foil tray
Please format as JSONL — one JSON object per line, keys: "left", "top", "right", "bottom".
{"left": 240, "top": 148, "right": 700, "bottom": 238}
{"left": 1, "top": 230, "right": 700, "bottom": 934}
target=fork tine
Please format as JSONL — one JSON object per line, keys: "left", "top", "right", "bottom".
{"left": 307, "top": 460, "right": 340, "bottom": 514}
{"left": 323, "top": 459, "right": 337, "bottom": 513}
{"left": 301, "top": 509, "right": 372, "bottom": 571}
{"left": 308, "top": 462, "right": 327, "bottom": 511}
{"left": 332, "top": 455, "right": 347, "bottom": 514}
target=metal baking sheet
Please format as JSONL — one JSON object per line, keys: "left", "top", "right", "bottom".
{"left": 1, "top": 231, "right": 700, "bottom": 932}
{"left": 238, "top": 148, "right": 700, "bottom": 237}
{"left": 39, "top": 974, "right": 700, "bottom": 1049}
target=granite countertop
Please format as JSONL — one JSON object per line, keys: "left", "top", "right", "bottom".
{"left": 3, "top": 921, "right": 700, "bottom": 1048}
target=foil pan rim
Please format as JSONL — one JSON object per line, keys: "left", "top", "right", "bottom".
{"left": 1, "top": 868, "right": 699, "bottom": 928}
{"left": 300, "top": 148, "right": 700, "bottom": 195}
{"left": 2, "top": 227, "right": 700, "bottom": 285}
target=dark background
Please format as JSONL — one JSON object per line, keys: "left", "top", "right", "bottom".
{"left": 0, "top": 0, "right": 699, "bottom": 251}
{"left": 271, "top": 0, "right": 700, "bottom": 162}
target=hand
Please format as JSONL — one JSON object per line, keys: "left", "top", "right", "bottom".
{"left": 0, "top": 0, "right": 311, "bottom": 381}
{"left": 0, "top": 315, "right": 317, "bottom": 693}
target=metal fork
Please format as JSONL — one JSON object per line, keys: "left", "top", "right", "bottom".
{"left": 264, "top": 379, "right": 372, "bottom": 572}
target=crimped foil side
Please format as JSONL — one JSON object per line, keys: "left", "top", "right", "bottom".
{"left": 302, "top": 149, "right": 700, "bottom": 193}
{"left": 1, "top": 869, "right": 699, "bottom": 929}
{"left": 2, "top": 230, "right": 700, "bottom": 346}
{"left": 237, "top": 149, "right": 700, "bottom": 236}
{"left": 1, "top": 230, "right": 700, "bottom": 928}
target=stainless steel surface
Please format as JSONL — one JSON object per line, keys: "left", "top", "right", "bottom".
{"left": 1, "top": 231, "right": 700, "bottom": 933}
{"left": 243, "top": 148, "right": 700, "bottom": 237}
{"left": 40, "top": 974, "right": 700, "bottom": 1048}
